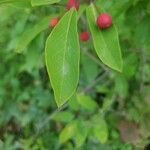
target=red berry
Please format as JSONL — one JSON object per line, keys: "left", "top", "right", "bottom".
{"left": 66, "top": 0, "right": 80, "bottom": 10}
{"left": 49, "top": 18, "right": 59, "bottom": 28}
{"left": 80, "top": 31, "right": 90, "bottom": 42}
{"left": 96, "top": 13, "right": 112, "bottom": 29}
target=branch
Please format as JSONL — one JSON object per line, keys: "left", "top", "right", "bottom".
{"left": 79, "top": 70, "right": 109, "bottom": 93}
{"left": 34, "top": 103, "right": 67, "bottom": 137}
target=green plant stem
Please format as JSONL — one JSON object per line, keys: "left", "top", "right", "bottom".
{"left": 34, "top": 104, "right": 67, "bottom": 137}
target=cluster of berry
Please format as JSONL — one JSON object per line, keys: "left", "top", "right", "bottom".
{"left": 49, "top": 0, "right": 112, "bottom": 42}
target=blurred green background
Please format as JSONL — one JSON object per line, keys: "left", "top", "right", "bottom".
{"left": 0, "top": 0, "right": 150, "bottom": 149}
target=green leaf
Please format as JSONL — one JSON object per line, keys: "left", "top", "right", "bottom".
{"left": 74, "top": 121, "right": 88, "bottom": 147}
{"left": 77, "top": 94, "right": 98, "bottom": 111}
{"left": 81, "top": 53, "right": 99, "bottom": 83}
{"left": 68, "top": 95, "right": 80, "bottom": 111}
{"left": 45, "top": 9, "right": 80, "bottom": 107}
{"left": 11, "top": 0, "right": 31, "bottom": 8}
{"left": 114, "top": 75, "right": 128, "bottom": 98}
{"left": 0, "top": 0, "right": 31, "bottom": 7}
{"left": 19, "top": 43, "right": 41, "bottom": 73}
{"left": 51, "top": 111, "right": 74, "bottom": 123}
{"left": 0, "top": 0, "right": 21, "bottom": 4}
{"left": 86, "top": 4, "right": 123, "bottom": 72}
{"left": 59, "top": 121, "right": 77, "bottom": 143}
{"left": 31, "top": 0, "right": 61, "bottom": 6}
{"left": 92, "top": 115, "right": 108, "bottom": 144}
{"left": 102, "top": 98, "right": 113, "bottom": 112}
{"left": 16, "top": 16, "right": 54, "bottom": 53}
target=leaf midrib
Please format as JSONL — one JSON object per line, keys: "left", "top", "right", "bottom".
{"left": 59, "top": 9, "right": 74, "bottom": 101}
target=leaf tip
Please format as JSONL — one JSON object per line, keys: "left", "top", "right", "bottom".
{"left": 117, "top": 61, "right": 123, "bottom": 73}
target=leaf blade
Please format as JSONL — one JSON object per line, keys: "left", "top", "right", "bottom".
{"left": 45, "top": 9, "right": 80, "bottom": 107}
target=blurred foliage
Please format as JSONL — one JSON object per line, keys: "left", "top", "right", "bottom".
{"left": 0, "top": 0, "right": 150, "bottom": 149}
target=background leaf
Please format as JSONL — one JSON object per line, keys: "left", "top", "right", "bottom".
{"left": 92, "top": 115, "right": 108, "bottom": 144}
{"left": 74, "top": 121, "right": 89, "bottom": 147}
{"left": 59, "top": 121, "right": 77, "bottom": 143}
{"left": 51, "top": 111, "right": 74, "bottom": 123}
{"left": 0, "top": 0, "right": 31, "bottom": 8}
{"left": 77, "top": 94, "right": 98, "bottom": 111}
{"left": 16, "top": 16, "right": 55, "bottom": 53}
{"left": 31, "top": 0, "right": 61, "bottom": 6}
